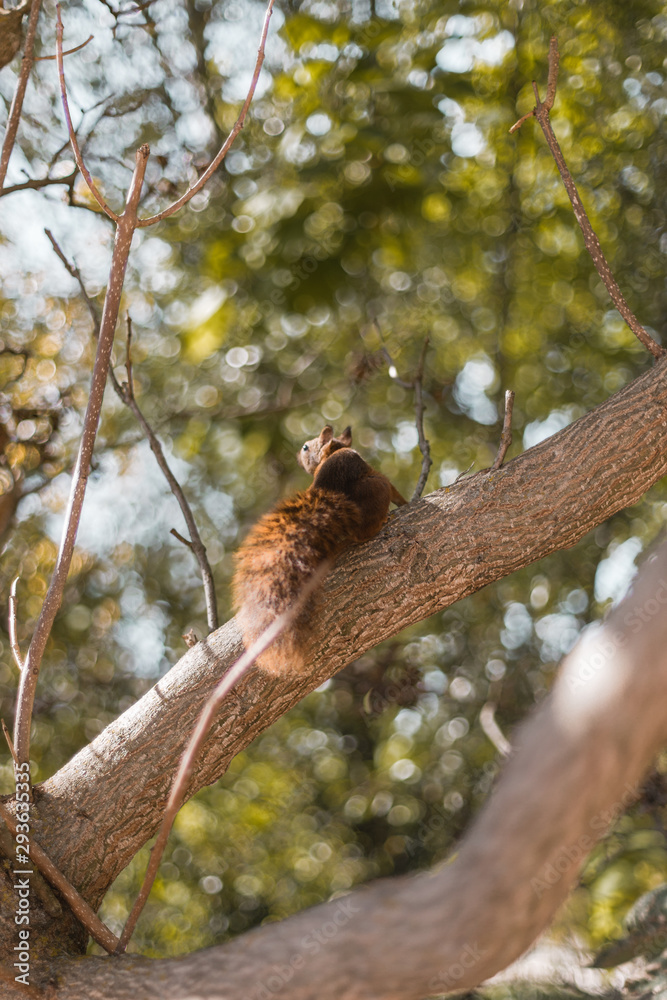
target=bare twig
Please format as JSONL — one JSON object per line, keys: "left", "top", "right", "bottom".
{"left": 13, "top": 146, "right": 150, "bottom": 767}
{"left": 9, "top": 577, "right": 24, "bottom": 671}
{"left": 454, "top": 461, "right": 475, "bottom": 484}
{"left": 2, "top": 718, "right": 18, "bottom": 766}
{"left": 116, "top": 562, "right": 330, "bottom": 952}
{"left": 55, "top": 5, "right": 119, "bottom": 221}
{"left": 491, "top": 389, "right": 515, "bottom": 472}
{"left": 44, "top": 228, "right": 99, "bottom": 320}
{"left": 0, "top": 0, "right": 43, "bottom": 190}
{"left": 35, "top": 33, "right": 93, "bottom": 61}
{"left": 171, "top": 527, "right": 193, "bottom": 549}
{"left": 182, "top": 628, "right": 199, "bottom": 648}
{"left": 137, "top": 0, "right": 275, "bottom": 226}
{"left": 411, "top": 335, "right": 433, "bottom": 501}
{"left": 0, "top": 801, "right": 119, "bottom": 953}
{"left": 370, "top": 321, "right": 432, "bottom": 498}
{"left": 0, "top": 169, "right": 77, "bottom": 198}
{"left": 510, "top": 36, "right": 664, "bottom": 361}
{"left": 120, "top": 318, "right": 219, "bottom": 631}
{"left": 479, "top": 702, "right": 512, "bottom": 758}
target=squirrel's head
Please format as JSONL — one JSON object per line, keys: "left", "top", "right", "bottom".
{"left": 297, "top": 424, "right": 353, "bottom": 475}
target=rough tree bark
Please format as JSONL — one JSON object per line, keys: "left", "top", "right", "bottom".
{"left": 1, "top": 355, "right": 667, "bottom": 987}
{"left": 25, "top": 474, "right": 667, "bottom": 998}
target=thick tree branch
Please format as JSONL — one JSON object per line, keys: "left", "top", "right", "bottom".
{"left": 16, "top": 355, "right": 667, "bottom": 925}
{"left": 40, "top": 536, "right": 667, "bottom": 997}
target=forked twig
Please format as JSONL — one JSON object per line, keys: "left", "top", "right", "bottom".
{"left": 136, "top": 0, "right": 275, "bottom": 226}
{"left": 0, "top": 801, "right": 119, "bottom": 953}
{"left": 510, "top": 36, "right": 664, "bottom": 361}
{"left": 36, "top": 34, "right": 94, "bottom": 61}
{"left": 55, "top": 5, "right": 119, "bottom": 221}
{"left": 0, "top": 0, "right": 43, "bottom": 190}
{"left": 117, "top": 562, "right": 329, "bottom": 952}
{"left": 491, "top": 390, "right": 515, "bottom": 472}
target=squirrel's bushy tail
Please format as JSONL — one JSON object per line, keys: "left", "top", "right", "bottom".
{"left": 232, "top": 488, "right": 362, "bottom": 674}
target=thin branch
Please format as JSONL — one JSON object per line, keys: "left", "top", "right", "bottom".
{"left": 369, "top": 321, "right": 432, "bottom": 498}
{"left": 2, "top": 718, "right": 18, "bottom": 766}
{"left": 0, "top": 0, "right": 43, "bottom": 190}
{"left": 55, "top": 5, "right": 119, "bottom": 222}
{"left": 479, "top": 702, "right": 512, "bottom": 758}
{"left": 0, "top": 170, "right": 77, "bottom": 198}
{"left": 510, "top": 36, "right": 664, "bottom": 361}
{"left": 137, "top": 0, "right": 275, "bottom": 227}
{"left": 454, "top": 461, "right": 475, "bottom": 484}
{"left": 491, "top": 389, "right": 515, "bottom": 472}
{"left": 35, "top": 34, "right": 93, "bottom": 61}
{"left": 117, "top": 0, "right": 160, "bottom": 16}
{"left": 119, "top": 317, "right": 219, "bottom": 631}
{"left": 117, "top": 562, "right": 330, "bottom": 953}
{"left": 13, "top": 145, "right": 149, "bottom": 767}
{"left": 171, "top": 527, "right": 193, "bottom": 549}
{"left": 9, "top": 577, "right": 24, "bottom": 671}
{"left": 0, "top": 801, "right": 119, "bottom": 953}
{"left": 44, "top": 228, "right": 99, "bottom": 320}
{"left": 411, "top": 335, "right": 433, "bottom": 501}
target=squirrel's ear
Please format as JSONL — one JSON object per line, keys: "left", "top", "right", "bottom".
{"left": 319, "top": 426, "right": 334, "bottom": 444}
{"left": 340, "top": 426, "right": 352, "bottom": 447}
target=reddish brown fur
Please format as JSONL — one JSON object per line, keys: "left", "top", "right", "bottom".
{"left": 233, "top": 426, "right": 408, "bottom": 674}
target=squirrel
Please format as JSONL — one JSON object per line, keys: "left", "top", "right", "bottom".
{"left": 232, "top": 425, "right": 408, "bottom": 675}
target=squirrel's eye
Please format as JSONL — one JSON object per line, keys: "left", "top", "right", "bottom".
{"left": 302, "top": 444, "right": 308, "bottom": 451}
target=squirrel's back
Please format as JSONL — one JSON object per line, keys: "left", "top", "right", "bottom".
{"left": 232, "top": 427, "right": 407, "bottom": 675}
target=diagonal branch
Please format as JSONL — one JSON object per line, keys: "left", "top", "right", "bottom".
{"left": 137, "top": 0, "right": 275, "bottom": 226}
{"left": 30, "top": 356, "right": 667, "bottom": 912}
{"left": 0, "top": 0, "right": 43, "bottom": 190}
{"left": 55, "top": 5, "right": 119, "bottom": 222}
{"left": 510, "top": 36, "right": 664, "bottom": 360}
{"left": 42, "top": 533, "right": 667, "bottom": 998}
{"left": 13, "top": 146, "right": 149, "bottom": 767}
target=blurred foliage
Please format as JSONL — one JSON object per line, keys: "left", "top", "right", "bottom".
{"left": 1, "top": 0, "right": 667, "bottom": 978}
